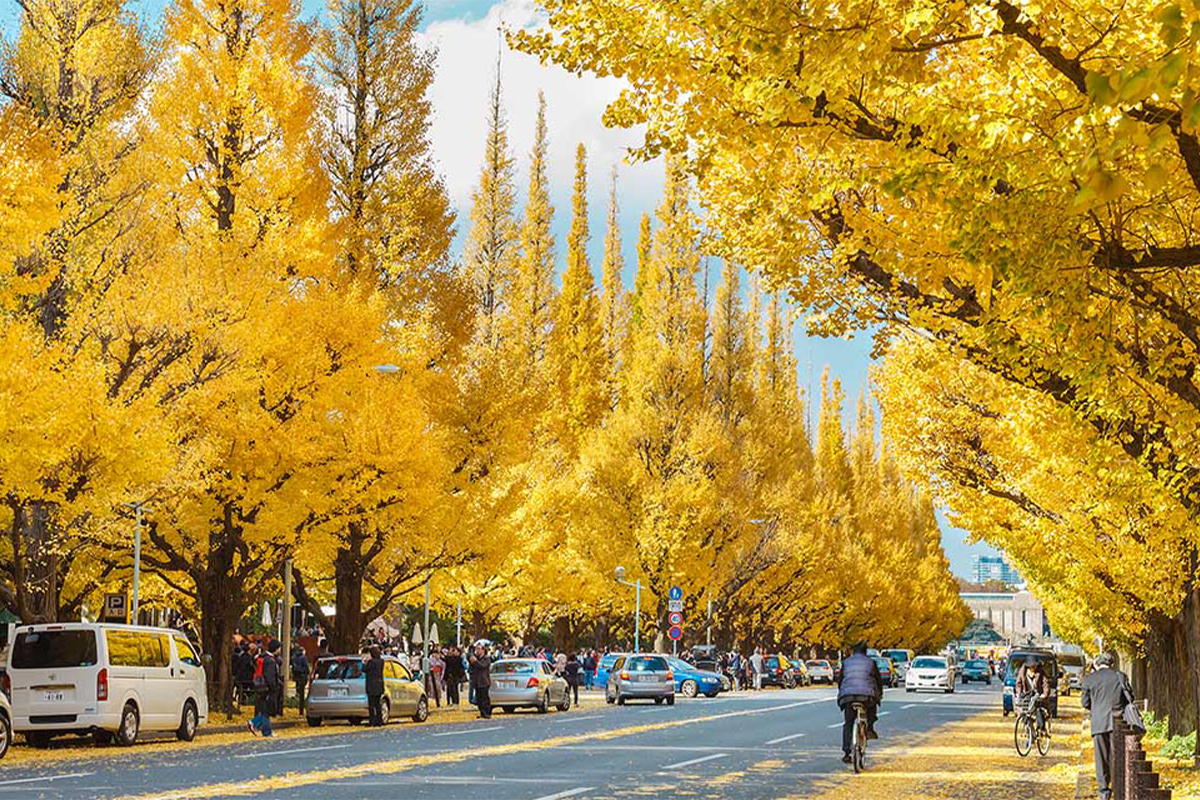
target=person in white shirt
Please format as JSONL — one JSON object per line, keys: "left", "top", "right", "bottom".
{"left": 750, "top": 648, "right": 764, "bottom": 691}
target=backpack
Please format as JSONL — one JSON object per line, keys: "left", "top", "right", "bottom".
{"left": 253, "top": 655, "right": 268, "bottom": 691}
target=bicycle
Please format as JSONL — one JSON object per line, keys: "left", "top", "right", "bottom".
{"left": 850, "top": 702, "right": 868, "bottom": 772}
{"left": 1013, "top": 694, "right": 1051, "bottom": 757}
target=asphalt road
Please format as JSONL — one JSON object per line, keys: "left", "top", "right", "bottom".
{"left": 0, "top": 682, "right": 1007, "bottom": 800}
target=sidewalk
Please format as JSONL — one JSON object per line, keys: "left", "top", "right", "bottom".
{"left": 797, "top": 698, "right": 1083, "bottom": 800}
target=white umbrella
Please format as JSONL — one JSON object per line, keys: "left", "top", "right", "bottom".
{"left": 430, "top": 623, "right": 440, "bottom": 644}
{"left": 412, "top": 621, "right": 424, "bottom": 645}
{"left": 261, "top": 600, "right": 272, "bottom": 627}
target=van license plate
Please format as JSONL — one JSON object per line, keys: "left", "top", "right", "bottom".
{"left": 329, "top": 688, "right": 348, "bottom": 697}
{"left": 43, "top": 690, "right": 66, "bottom": 702}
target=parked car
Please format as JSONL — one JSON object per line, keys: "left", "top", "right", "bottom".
{"left": 667, "top": 658, "right": 724, "bottom": 698}
{"left": 790, "top": 659, "right": 812, "bottom": 687}
{"left": 1003, "top": 649, "right": 1059, "bottom": 718}
{"left": 872, "top": 656, "right": 898, "bottom": 688}
{"left": 833, "top": 660, "right": 843, "bottom": 684}
{"left": 1057, "top": 652, "right": 1085, "bottom": 696}
{"left": 960, "top": 659, "right": 992, "bottom": 684}
{"left": 490, "top": 659, "right": 571, "bottom": 713}
{"left": 760, "top": 655, "right": 796, "bottom": 688}
{"left": 307, "top": 655, "right": 429, "bottom": 726}
{"left": 605, "top": 654, "right": 675, "bottom": 705}
{"left": 805, "top": 659, "right": 835, "bottom": 684}
{"left": 905, "top": 655, "right": 954, "bottom": 693}
{"left": 8, "top": 623, "right": 208, "bottom": 747}
{"left": 595, "top": 652, "right": 626, "bottom": 690}
{"left": 881, "top": 649, "right": 914, "bottom": 683}
{"left": 0, "top": 685, "right": 10, "bottom": 760}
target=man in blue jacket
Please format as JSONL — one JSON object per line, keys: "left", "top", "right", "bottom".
{"left": 836, "top": 642, "right": 883, "bottom": 763}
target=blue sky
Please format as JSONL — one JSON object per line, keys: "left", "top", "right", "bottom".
{"left": 0, "top": 0, "right": 999, "bottom": 578}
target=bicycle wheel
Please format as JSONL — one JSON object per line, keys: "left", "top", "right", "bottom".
{"left": 853, "top": 720, "right": 866, "bottom": 773}
{"left": 1036, "top": 722, "right": 1051, "bottom": 756}
{"left": 1014, "top": 715, "right": 1033, "bottom": 757}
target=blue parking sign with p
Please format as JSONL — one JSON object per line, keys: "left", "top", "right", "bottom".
{"left": 669, "top": 586, "right": 683, "bottom": 601}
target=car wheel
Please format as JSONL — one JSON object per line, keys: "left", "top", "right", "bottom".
{"left": 654, "top": 697, "right": 663, "bottom": 705}
{"left": 306, "top": 715, "right": 323, "bottom": 727}
{"left": 617, "top": 694, "right": 626, "bottom": 706}
{"left": 0, "top": 711, "right": 9, "bottom": 760}
{"left": 537, "top": 691, "right": 550, "bottom": 714}
{"left": 176, "top": 701, "right": 198, "bottom": 742}
{"left": 116, "top": 702, "right": 140, "bottom": 746}
{"left": 380, "top": 696, "right": 391, "bottom": 724}
{"left": 666, "top": 694, "right": 675, "bottom": 706}
{"left": 557, "top": 691, "right": 571, "bottom": 712}
{"left": 681, "top": 680, "right": 698, "bottom": 698}
{"left": 412, "top": 696, "right": 429, "bottom": 723}
{"left": 606, "top": 690, "right": 615, "bottom": 705}
{"left": 93, "top": 729, "right": 114, "bottom": 745}
{"left": 27, "top": 731, "right": 52, "bottom": 749}
{"left": 503, "top": 706, "right": 515, "bottom": 714}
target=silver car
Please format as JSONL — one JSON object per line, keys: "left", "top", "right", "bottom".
{"left": 0, "top": 683, "right": 10, "bottom": 759}
{"left": 606, "top": 654, "right": 675, "bottom": 705}
{"left": 306, "top": 655, "right": 428, "bottom": 726}
{"left": 490, "top": 659, "right": 571, "bottom": 713}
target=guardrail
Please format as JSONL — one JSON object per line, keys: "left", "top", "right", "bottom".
{"left": 1112, "top": 710, "right": 1171, "bottom": 800}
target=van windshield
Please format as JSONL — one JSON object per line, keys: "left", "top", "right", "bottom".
{"left": 12, "top": 630, "right": 98, "bottom": 669}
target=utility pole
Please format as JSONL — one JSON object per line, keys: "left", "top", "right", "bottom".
{"left": 122, "top": 502, "right": 150, "bottom": 622}
{"left": 707, "top": 599, "right": 713, "bottom": 646}
{"left": 281, "top": 559, "right": 293, "bottom": 697}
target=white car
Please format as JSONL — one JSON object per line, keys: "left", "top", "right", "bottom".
{"left": 904, "top": 655, "right": 955, "bottom": 694}
{"left": 805, "top": 659, "right": 835, "bottom": 684}
{"left": 9, "top": 623, "right": 209, "bottom": 747}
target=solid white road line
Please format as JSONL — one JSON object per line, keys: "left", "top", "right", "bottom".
{"left": 0, "top": 772, "right": 95, "bottom": 786}
{"left": 878, "top": 711, "right": 890, "bottom": 717}
{"left": 532, "top": 788, "right": 594, "bottom": 800}
{"left": 765, "top": 732, "right": 807, "bottom": 744}
{"left": 662, "top": 753, "right": 729, "bottom": 770}
{"left": 902, "top": 704, "right": 917, "bottom": 709}
{"left": 826, "top": 722, "right": 843, "bottom": 728}
{"left": 432, "top": 725, "right": 504, "bottom": 737}
{"left": 923, "top": 697, "right": 938, "bottom": 703}
{"left": 236, "top": 744, "right": 352, "bottom": 759}
{"left": 554, "top": 714, "right": 602, "bottom": 722}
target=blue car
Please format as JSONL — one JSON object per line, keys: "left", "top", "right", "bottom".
{"left": 1002, "top": 649, "right": 1059, "bottom": 718}
{"left": 594, "top": 653, "right": 626, "bottom": 690}
{"left": 961, "top": 659, "right": 991, "bottom": 684}
{"left": 667, "top": 658, "right": 725, "bottom": 698}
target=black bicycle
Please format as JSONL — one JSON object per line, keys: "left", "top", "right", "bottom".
{"left": 850, "top": 702, "right": 869, "bottom": 772}
{"left": 1014, "top": 694, "right": 1050, "bottom": 757}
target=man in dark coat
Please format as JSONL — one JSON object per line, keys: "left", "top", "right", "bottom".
{"left": 364, "top": 645, "right": 386, "bottom": 726}
{"left": 468, "top": 644, "right": 492, "bottom": 719}
{"left": 290, "top": 647, "right": 311, "bottom": 714}
{"left": 1081, "top": 652, "right": 1132, "bottom": 800}
{"left": 836, "top": 642, "right": 883, "bottom": 763}
{"left": 443, "top": 646, "right": 466, "bottom": 706}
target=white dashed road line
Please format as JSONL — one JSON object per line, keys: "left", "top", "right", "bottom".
{"left": 236, "top": 744, "right": 353, "bottom": 759}
{"left": 662, "top": 753, "right": 729, "bottom": 770}
{"left": 532, "top": 788, "right": 595, "bottom": 800}
{"left": 0, "top": 772, "right": 95, "bottom": 786}
{"left": 765, "top": 732, "right": 807, "bottom": 744}
{"left": 432, "top": 725, "right": 504, "bottom": 736}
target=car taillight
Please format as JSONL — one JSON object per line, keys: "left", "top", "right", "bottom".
{"left": 525, "top": 677, "right": 540, "bottom": 688}
{"left": 97, "top": 668, "right": 108, "bottom": 701}
{"left": 1, "top": 671, "right": 10, "bottom": 700}
{"left": 776, "top": 668, "right": 783, "bottom": 674}
{"left": 620, "top": 671, "right": 629, "bottom": 680}
{"left": 666, "top": 671, "right": 673, "bottom": 681}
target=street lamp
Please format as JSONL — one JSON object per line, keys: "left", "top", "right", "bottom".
{"left": 121, "top": 501, "right": 151, "bottom": 623}
{"left": 614, "top": 566, "right": 641, "bottom": 653}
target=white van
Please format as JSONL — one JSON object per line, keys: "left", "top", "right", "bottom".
{"left": 9, "top": 623, "right": 208, "bottom": 747}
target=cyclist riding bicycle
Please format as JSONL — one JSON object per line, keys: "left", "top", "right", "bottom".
{"left": 1016, "top": 658, "right": 1051, "bottom": 727}
{"left": 837, "top": 642, "right": 883, "bottom": 764}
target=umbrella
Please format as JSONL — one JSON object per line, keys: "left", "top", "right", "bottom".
{"left": 430, "top": 623, "right": 440, "bottom": 644}
{"left": 261, "top": 600, "right": 272, "bottom": 627}
{"left": 473, "top": 638, "right": 492, "bottom": 647}
{"left": 412, "top": 621, "right": 424, "bottom": 645}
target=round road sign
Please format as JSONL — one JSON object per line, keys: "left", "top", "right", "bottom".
{"left": 669, "top": 586, "right": 683, "bottom": 601}
{"left": 668, "top": 611, "right": 683, "bottom": 626}
{"left": 668, "top": 625, "right": 683, "bottom": 641}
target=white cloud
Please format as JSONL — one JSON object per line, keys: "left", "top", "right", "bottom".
{"left": 419, "top": 0, "right": 663, "bottom": 271}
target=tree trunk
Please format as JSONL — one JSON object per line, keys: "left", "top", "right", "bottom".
{"left": 331, "top": 544, "right": 366, "bottom": 654}
{"left": 552, "top": 615, "right": 572, "bottom": 652}
{"left": 1182, "top": 586, "right": 1200, "bottom": 761}
{"left": 1144, "top": 609, "right": 1196, "bottom": 737}
{"left": 16, "top": 501, "right": 59, "bottom": 623}
{"left": 199, "top": 576, "right": 242, "bottom": 719}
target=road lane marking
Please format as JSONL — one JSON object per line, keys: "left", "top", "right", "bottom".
{"left": 826, "top": 722, "right": 843, "bottom": 728}
{"left": 554, "top": 714, "right": 602, "bottom": 722}
{"left": 765, "top": 732, "right": 806, "bottom": 744}
{"left": 110, "top": 699, "right": 818, "bottom": 800}
{"left": 663, "top": 753, "right": 728, "bottom": 770}
{"left": 902, "top": 704, "right": 916, "bottom": 709}
{"left": 923, "top": 697, "right": 938, "bottom": 703}
{"left": 0, "top": 772, "right": 95, "bottom": 786}
{"left": 878, "top": 711, "right": 890, "bottom": 717}
{"left": 236, "top": 744, "right": 352, "bottom": 759}
{"left": 532, "top": 788, "right": 594, "bottom": 800}
{"left": 432, "top": 725, "right": 503, "bottom": 736}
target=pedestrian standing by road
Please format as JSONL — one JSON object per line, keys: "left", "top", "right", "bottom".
{"left": 444, "top": 646, "right": 465, "bottom": 706}
{"left": 469, "top": 644, "right": 493, "bottom": 719}
{"left": 564, "top": 653, "right": 582, "bottom": 706}
{"left": 364, "top": 645, "right": 386, "bottom": 727}
{"left": 290, "top": 646, "right": 310, "bottom": 714}
{"left": 555, "top": 650, "right": 567, "bottom": 677}
{"left": 429, "top": 650, "right": 444, "bottom": 708}
{"left": 248, "top": 644, "right": 277, "bottom": 737}
{"left": 1081, "top": 652, "right": 1134, "bottom": 800}
{"left": 730, "top": 652, "right": 742, "bottom": 690}
{"left": 751, "top": 648, "right": 764, "bottom": 691}
{"left": 269, "top": 641, "right": 284, "bottom": 716}
{"left": 583, "top": 651, "right": 597, "bottom": 690}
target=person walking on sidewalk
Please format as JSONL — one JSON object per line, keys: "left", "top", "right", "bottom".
{"left": 564, "top": 652, "right": 582, "bottom": 706}
{"left": 248, "top": 644, "right": 278, "bottom": 737}
{"left": 469, "top": 644, "right": 493, "bottom": 718}
{"left": 1081, "top": 652, "right": 1133, "bottom": 800}
{"left": 443, "top": 646, "right": 465, "bottom": 706}
{"left": 290, "top": 646, "right": 310, "bottom": 714}
{"left": 364, "top": 645, "right": 386, "bottom": 726}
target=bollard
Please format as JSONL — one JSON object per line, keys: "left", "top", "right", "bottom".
{"left": 1127, "top": 729, "right": 1145, "bottom": 800}
{"left": 1114, "top": 711, "right": 1126, "bottom": 800}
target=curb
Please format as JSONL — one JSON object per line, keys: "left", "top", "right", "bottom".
{"left": 1075, "top": 719, "right": 1096, "bottom": 800}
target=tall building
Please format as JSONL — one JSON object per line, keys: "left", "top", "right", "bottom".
{"left": 972, "top": 554, "right": 1021, "bottom": 586}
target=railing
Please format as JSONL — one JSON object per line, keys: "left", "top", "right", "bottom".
{"left": 1112, "top": 710, "right": 1171, "bottom": 800}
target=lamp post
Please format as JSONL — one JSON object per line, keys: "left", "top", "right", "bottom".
{"left": 121, "top": 502, "right": 150, "bottom": 623}
{"left": 614, "top": 566, "right": 641, "bottom": 653}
